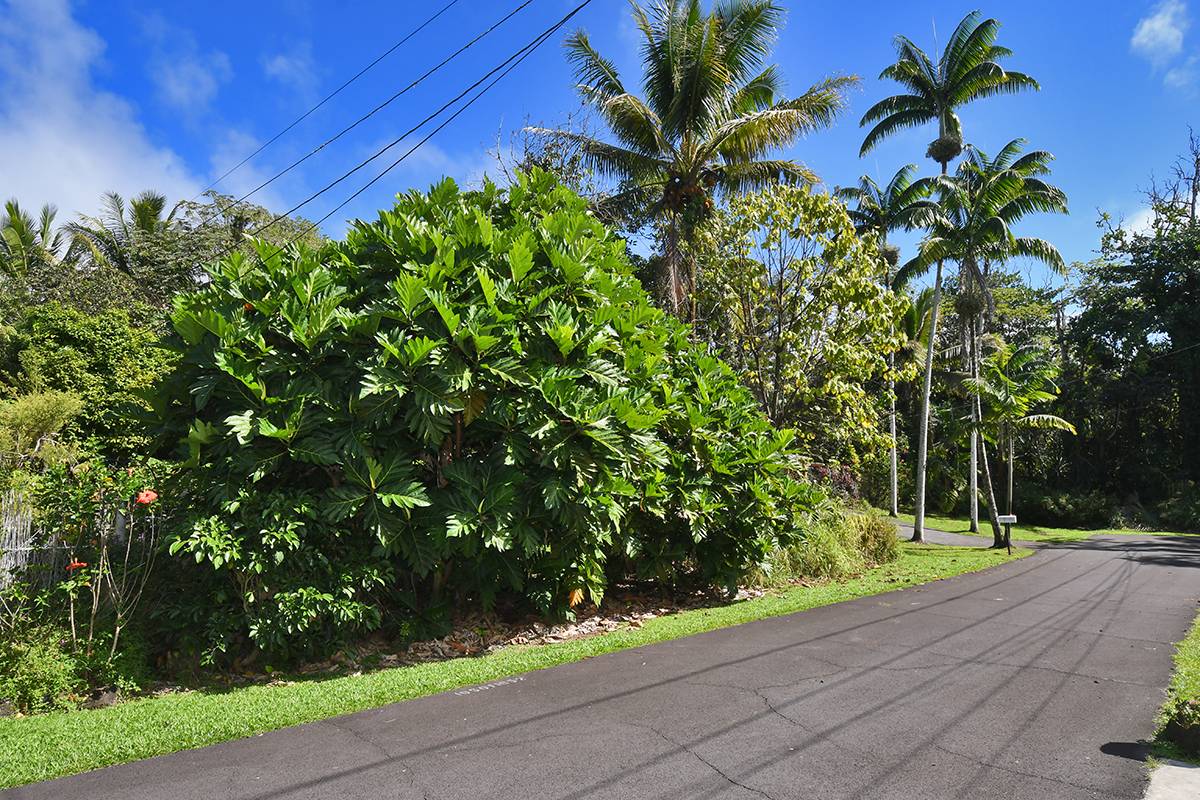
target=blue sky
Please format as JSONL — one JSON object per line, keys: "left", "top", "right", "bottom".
{"left": 0, "top": 0, "right": 1195, "bottom": 290}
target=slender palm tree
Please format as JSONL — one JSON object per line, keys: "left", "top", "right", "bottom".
{"left": 902, "top": 140, "right": 1067, "bottom": 544}
{"left": 67, "top": 191, "right": 179, "bottom": 277}
{"left": 529, "top": 0, "right": 856, "bottom": 318}
{"left": 1, "top": 200, "right": 73, "bottom": 278}
{"left": 965, "top": 342, "right": 1074, "bottom": 548}
{"left": 861, "top": 10, "right": 1039, "bottom": 541}
{"left": 836, "top": 166, "right": 940, "bottom": 516}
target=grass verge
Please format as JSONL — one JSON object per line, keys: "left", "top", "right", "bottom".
{"left": 0, "top": 542, "right": 1026, "bottom": 789}
{"left": 1156, "top": 610, "right": 1200, "bottom": 763}
{"left": 889, "top": 511, "right": 1198, "bottom": 544}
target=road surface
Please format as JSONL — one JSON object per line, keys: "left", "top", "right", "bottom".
{"left": 9, "top": 532, "right": 1200, "bottom": 799}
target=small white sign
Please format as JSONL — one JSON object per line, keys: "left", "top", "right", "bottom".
{"left": 998, "top": 514, "right": 1017, "bottom": 525}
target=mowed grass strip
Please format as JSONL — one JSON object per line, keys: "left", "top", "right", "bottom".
{"left": 1157, "top": 610, "right": 1200, "bottom": 762}
{"left": 890, "top": 511, "right": 1200, "bottom": 543}
{"left": 0, "top": 542, "right": 1026, "bottom": 789}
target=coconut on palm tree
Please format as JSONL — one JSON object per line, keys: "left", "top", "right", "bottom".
{"left": 836, "top": 166, "right": 940, "bottom": 516}
{"left": 902, "top": 140, "right": 1067, "bottom": 544}
{"left": 860, "top": 10, "right": 1039, "bottom": 541}
{"left": 529, "top": 0, "right": 856, "bottom": 318}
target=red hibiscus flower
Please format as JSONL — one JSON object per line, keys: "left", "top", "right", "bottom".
{"left": 136, "top": 489, "right": 158, "bottom": 505}
{"left": 66, "top": 560, "right": 88, "bottom": 572}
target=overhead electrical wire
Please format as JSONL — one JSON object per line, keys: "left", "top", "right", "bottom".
{"left": 245, "top": 0, "right": 595, "bottom": 253}
{"left": 197, "top": 0, "right": 462, "bottom": 198}
{"left": 194, "top": 0, "right": 534, "bottom": 232}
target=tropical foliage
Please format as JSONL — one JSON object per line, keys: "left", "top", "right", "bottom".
{"left": 530, "top": 0, "right": 855, "bottom": 316}
{"left": 699, "top": 183, "right": 907, "bottom": 463}
{"left": 155, "top": 170, "right": 819, "bottom": 656}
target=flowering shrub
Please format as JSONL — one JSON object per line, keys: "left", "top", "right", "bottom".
{"left": 157, "top": 170, "right": 819, "bottom": 656}
{"left": 31, "top": 458, "right": 165, "bottom": 666}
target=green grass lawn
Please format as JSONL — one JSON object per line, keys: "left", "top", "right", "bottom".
{"left": 0, "top": 542, "right": 1026, "bottom": 789}
{"left": 889, "top": 511, "right": 1198, "bottom": 543}
{"left": 1157, "top": 611, "right": 1200, "bottom": 763}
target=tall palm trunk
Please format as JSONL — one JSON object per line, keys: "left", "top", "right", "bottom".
{"left": 889, "top": 353, "right": 899, "bottom": 517}
{"left": 978, "top": 394, "right": 1004, "bottom": 546}
{"left": 912, "top": 258, "right": 941, "bottom": 542}
{"left": 968, "top": 312, "right": 980, "bottom": 532}
{"left": 912, "top": 159, "right": 950, "bottom": 542}
{"left": 661, "top": 217, "right": 688, "bottom": 316}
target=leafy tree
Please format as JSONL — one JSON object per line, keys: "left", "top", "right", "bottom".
{"left": 530, "top": 0, "right": 855, "bottom": 317}
{"left": 837, "top": 165, "right": 939, "bottom": 515}
{"left": 0, "top": 304, "right": 175, "bottom": 458}
{"left": 156, "top": 171, "right": 818, "bottom": 658}
{"left": 860, "top": 10, "right": 1038, "bottom": 540}
{"left": 699, "top": 183, "right": 907, "bottom": 464}
{"left": 965, "top": 341, "right": 1074, "bottom": 547}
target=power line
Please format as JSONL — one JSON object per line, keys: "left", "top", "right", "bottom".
{"left": 198, "top": 0, "right": 461, "bottom": 198}
{"left": 195, "top": 0, "right": 534, "bottom": 239}
{"left": 248, "top": 0, "right": 593, "bottom": 248}
{"left": 219, "top": 0, "right": 535, "bottom": 215}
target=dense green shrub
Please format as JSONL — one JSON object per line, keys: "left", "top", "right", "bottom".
{"left": 0, "top": 625, "right": 78, "bottom": 713}
{"left": 0, "top": 304, "right": 174, "bottom": 457}
{"left": 752, "top": 505, "right": 898, "bottom": 587}
{"left": 156, "top": 171, "right": 818, "bottom": 657}
{"left": 1158, "top": 482, "right": 1200, "bottom": 532}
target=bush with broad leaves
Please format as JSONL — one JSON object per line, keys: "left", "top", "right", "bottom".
{"left": 155, "top": 170, "right": 820, "bottom": 657}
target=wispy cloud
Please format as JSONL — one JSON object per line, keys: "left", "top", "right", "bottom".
{"left": 262, "top": 43, "right": 318, "bottom": 98}
{"left": 1165, "top": 54, "right": 1200, "bottom": 88}
{"left": 1132, "top": 0, "right": 1190, "bottom": 63}
{"left": 141, "top": 14, "right": 233, "bottom": 113}
{"left": 0, "top": 0, "right": 200, "bottom": 218}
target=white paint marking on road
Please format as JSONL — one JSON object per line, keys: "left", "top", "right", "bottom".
{"left": 452, "top": 675, "right": 526, "bottom": 697}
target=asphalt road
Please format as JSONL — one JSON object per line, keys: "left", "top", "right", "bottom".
{"left": 10, "top": 532, "right": 1200, "bottom": 800}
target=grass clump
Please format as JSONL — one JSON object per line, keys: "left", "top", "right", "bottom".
{"left": 1158, "top": 612, "right": 1200, "bottom": 760}
{"left": 752, "top": 505, "right": 900, "bottom": 588}
{"left": 0, "top": 541, "right": 1024, "bottom": 789}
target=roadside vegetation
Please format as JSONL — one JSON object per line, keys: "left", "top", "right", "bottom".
{"left": 1158, "top": 612, "right": 1200, "bottom": 761}
{"left": 0, "top": 541, "right": 1024, "bottom": 789}
{"left": 1, "top": 0, "right": 1199, "bottom": 788}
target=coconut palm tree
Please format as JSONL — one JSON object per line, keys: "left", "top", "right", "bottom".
{"left": 965, "top": 341, "right": 1074, "bottom": 548}
{"left": 902, "top": 139, "right": 1067, "bottom": 544}
{"left": 860, "top": 10, "right": 1038, "bottom": 541}
{"left": 67, "top": 190, "right": 179, "bottom": 278}
{"left": 529, "top": 0, "right": 856, "bottom": 318}
{"left": 836, "top": 166, "right": 940, "bottom": 516}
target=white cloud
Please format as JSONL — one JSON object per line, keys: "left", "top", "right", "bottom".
{"left": 1165, "top": 54, "right": 1200, "bottom": 88}
{"left": 142, "top": 14, "right": 233, "bottom": 112}
{"left": 1132, "top": 0, "right": 1190, "bottom": 63}
{"left": 262, "top": 44, "right": 317, "bottom": 97}
{"left": 0, "top": 0, "right": 201, "bottom": 219}
{"left": 1125, "top": 206, "right": 1157, "bottom": 233}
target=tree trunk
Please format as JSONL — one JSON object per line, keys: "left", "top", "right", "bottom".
{"left": 913, "top": 158, "right": 951, "bottom": 542}
{"left": 977, "top": 416, "right": 1004, "bottom": 546}
{"left": 912, "top": 260, "right": 944, "bottom": 542}
{"left": 1006, "top": 424, "right": 1016, "bottom": 550}
{"left": 968, "top": 313, "right": 980, "bottom": 533}
{"left": 889, "top": 368, "right": 899, "bottom": 518}
{"left": 660, "top": 217, "right": 687, "bottom": 316}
